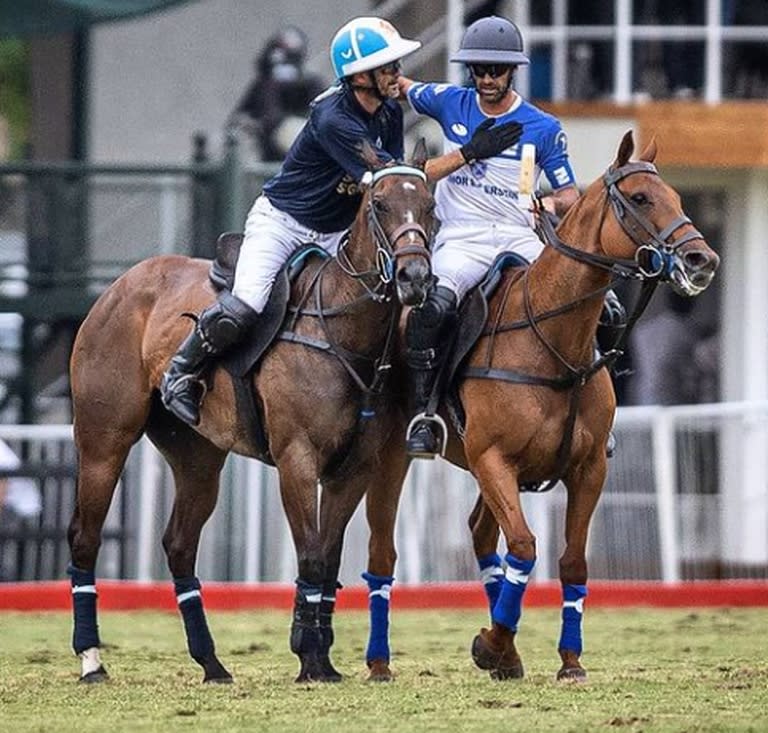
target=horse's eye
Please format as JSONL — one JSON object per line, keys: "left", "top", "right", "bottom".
{"left": 372, "top": 197, "right": 388, "bottom": 213}
{"left": 630, "top": 192, "right": 649, "bottom": 206}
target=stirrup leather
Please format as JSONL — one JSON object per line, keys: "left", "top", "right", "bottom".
{"left": 406, "top": 412, "right": 448, "bottom": 457}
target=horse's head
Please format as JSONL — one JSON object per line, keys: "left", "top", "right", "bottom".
{"left": 354, "top": 140, "right": 435, "bottom": 306}
{"left": 584, "top": 130, "right": 720, "bottom": 296}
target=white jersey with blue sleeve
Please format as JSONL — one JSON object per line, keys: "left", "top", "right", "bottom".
{"left": 406, "top": 82, "right": 576, "bottom": 228}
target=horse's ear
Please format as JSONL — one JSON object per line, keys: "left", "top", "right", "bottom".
{"left": 614, "top": 130, "right": 635, "bottom": 168}
{"left": 359, "top": 139, "right": 385, "bottom": 171}
{"left": 410, "top": 138, "right": 428, "bottom": 170}
{"left": 639, "top": 135, "right": 658, "bottom": 163}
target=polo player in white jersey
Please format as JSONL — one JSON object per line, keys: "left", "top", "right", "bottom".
{"left": 398, "top": 16, "right": 580, "bottom": 458}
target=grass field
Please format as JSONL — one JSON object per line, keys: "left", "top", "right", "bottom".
{"left": 1, "top": 607, "right": 766, "bottom": 732}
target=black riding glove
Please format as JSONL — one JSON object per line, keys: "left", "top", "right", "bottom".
{"left": 460, "top": 119, "right": 524, "bottom": 164}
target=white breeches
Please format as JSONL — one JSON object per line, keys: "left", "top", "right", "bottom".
{"left": 232, "top": 195, "right": 346, "bottom": 313}
{"left": 431, "top": 221, "right": 544, "bottom": 302}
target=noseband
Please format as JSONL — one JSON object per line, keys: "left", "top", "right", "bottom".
{"left": 364, "top": 165, "right": 432, "bottom": 284}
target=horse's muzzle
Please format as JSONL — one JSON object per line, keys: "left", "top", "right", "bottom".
{"left": 671, "top": 246, "right": 720, "bottom": 296}
{"left": 396, "top": 258, "right": 433, "bottom": 307}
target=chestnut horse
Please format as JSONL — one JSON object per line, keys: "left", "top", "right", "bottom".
{"left": 66, "top": 154, "right": 434, "bottom": 684}
{"left": 364, "top": 131, "right": 719, "bottom": 681}
{"left": 455, "top": 131, "right": 718, "bottom": 681}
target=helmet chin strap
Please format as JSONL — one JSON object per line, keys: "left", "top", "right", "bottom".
{"left": 348, "top": 71, "right": 388, "bottom": 102}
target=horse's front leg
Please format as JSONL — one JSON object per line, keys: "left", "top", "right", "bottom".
{"left": 277, "top": 438, "right": 365, "bottom": 684}
{"left": 361, "top": 441, "right": 409, "bottom": 682}
{"left": 556, "top": 455, "right": 607, "bottom": 683}
{"left": 311, "top": 464, "right": 378, "bottom": 684}
{"left": 468, "top": 445, "right": 535, "bottom": 680}
{"left": 153, "top": 427, "right": 232, "bottom": 683}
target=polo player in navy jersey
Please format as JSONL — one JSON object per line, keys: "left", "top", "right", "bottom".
{"left": 161, "top": 16, "right": 523, "bottom": 427}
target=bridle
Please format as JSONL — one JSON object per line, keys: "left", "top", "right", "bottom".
{"left": 603, "top": 161, "right": 705, "bottom": 279}
{"left": 336, "top": 165, "right": 432, "bottom": 293}
{"left": 538, "top": 161, "right": 705, "bottom": 282}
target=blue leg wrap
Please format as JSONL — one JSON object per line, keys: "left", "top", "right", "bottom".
{"left": 558, "top": 583, "right": 588, "bottom": 654}
{"left": 491, "top": 553, "right": 535, "bottom": 632}
{"left": 477, "top": 552, "right": 504, "bottom": 615}
{"left": 174, "top": 576, "right": 215, "bottom": 662}
{"left": 362, "top": 571, "right": 394, "bottom": 664}
{"left": 68, "top": 564, "right": 100, "bottom": 654}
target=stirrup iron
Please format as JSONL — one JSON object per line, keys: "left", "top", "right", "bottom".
{"left": 406, "top": 412, "right": 448, "bottom": 457}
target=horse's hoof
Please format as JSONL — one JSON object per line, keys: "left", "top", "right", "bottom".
{"left": 201, "top": 655, "right": 233, "bottom": 683}
{"left": 79, "top": 665, "right": 108, "bottom": 684}
{"left": 471, "top": 631, "right": 524, "bottom": 680}
{"left": 203, "top": 674, "right": 234, "bottom": 684}
{"left": 489, "top": 664, "right": 525, "bottom": 680}
{"left": 319, "top": 655, "right": 343, "bottom": 683}
{"left": 367, "top": 659, "right": 393, "bottom": 682}
{"left": 294, "top": 654, "right": 327, "bottom": 683}
{"left": 557, "top": 665, "right": 588, "bottom": 683}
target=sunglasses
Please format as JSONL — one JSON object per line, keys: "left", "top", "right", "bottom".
{"left": 469, "top": 64, "right": 512, "bottom": 79}
{"left": 376, "top": 60, "right": 402, "bottom": 75}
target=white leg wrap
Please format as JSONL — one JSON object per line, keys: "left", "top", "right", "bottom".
{"left": 79, "top": 647, "right": 103, "bottom": 677}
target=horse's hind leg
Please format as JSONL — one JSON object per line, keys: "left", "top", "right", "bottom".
{"left": 68, "top": 424, "right": 142, "bottom": 682}
{"left": 361, "top": 445, "right": 408, "bottom": 682}
{"left": 556, "top": 457, "right": 607, "bottom": 683}
{"left": 147, "top": 419, "right": 232, "bottom": 683}
{"left": 468, "top": 494, "right": 504, "bottom": 617}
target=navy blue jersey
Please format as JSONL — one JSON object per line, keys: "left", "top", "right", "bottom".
{"left": 263, "top": 84, "right": 404, "bottom": 232}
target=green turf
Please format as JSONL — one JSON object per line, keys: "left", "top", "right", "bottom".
{"left": 0, "top": 608, "right": 766, "bottom": 732}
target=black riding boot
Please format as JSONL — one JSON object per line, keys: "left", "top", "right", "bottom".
{"left": 405, "top": 286, "right": 457, "bottom": 459}
{"left": 161, "top": 291, "right": 257, "bottom": 426}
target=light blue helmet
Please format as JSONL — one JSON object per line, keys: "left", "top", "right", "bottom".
{"left": 330, "top": 17, "right": 421, "bottom": 80}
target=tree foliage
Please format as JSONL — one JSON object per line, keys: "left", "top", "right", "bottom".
{"left": 0, "top": 39, "right": 29, "bottom": 159}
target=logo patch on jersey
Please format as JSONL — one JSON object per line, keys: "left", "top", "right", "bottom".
{"left": 553, "top": 166, "right": 571, "bottom": 186}
{"left": 469, "top": 160, "right": 488, "bottom": 178}
{"left": 433, "top": 84, "right": 450, "bottom": 95}
{"left": 556, "top": 130, "right": 568, "bottom": 153}
{"left": 451, "top": 123, "right": 468, "bottom": 137}
{"left": 376, "top": 136, "right": 383, "bottom": 148}
{"left": 336, "top": 173, "right": 361, "bottom": 196}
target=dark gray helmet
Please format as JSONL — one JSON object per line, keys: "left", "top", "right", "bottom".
{"left": 450, "top": 16, "right": 529, "bottom": 66}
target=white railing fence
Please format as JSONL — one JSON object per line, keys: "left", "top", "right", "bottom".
{"left": 1, "top": 401, "right": 766, "bottom": 585}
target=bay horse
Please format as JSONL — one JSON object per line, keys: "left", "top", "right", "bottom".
{"left": 364, "top": 130, "right": 719, "bottom": 681}
{"left": 66, "top": 148, "right": 434, "bottom": 684}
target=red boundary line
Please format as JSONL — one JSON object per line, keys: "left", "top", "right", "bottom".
{"left": 0, "top": 580, "right": 766, "bottom": 611}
